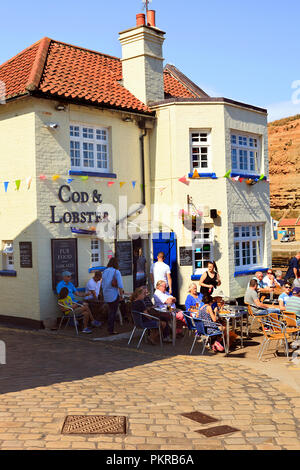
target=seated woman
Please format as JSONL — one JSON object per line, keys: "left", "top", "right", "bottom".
{"left": 211, "top": 289, "right": 238, "bottom": 347}
{"left": 58, "top": 287, "right": 101, "bottom": 334}
{"left": 198, "top": 294, "right": 224, "bottom": 352}
{"left": 154, "top": 280, "right": 186, "bottom": 336}
{"left": 185, "top": 283, "right": 204, "bottom": 314}
{"left": 130, "top": 287, "right": 166, "bottom": 345}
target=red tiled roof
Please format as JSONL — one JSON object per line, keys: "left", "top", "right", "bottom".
{"left": 278, "top": 218, "right": 298, "bottom": 227}
{"left": 0, "top": 37, "right": 208, "bottom": 114}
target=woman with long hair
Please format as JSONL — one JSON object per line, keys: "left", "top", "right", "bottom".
{"left": 199, "top": 261, "right": 221, "bottom": 296}
{"left": 101, "top": 257, "right": 124, "bottom": 334}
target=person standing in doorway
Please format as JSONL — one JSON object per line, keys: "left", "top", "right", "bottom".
{"left": 150, "top": 252, "right": 172, "bottom": 294}
{"left": 101, "top": 258, "right": 124, "bottom": 335}
{"left": 199, "top": 261, "right": 221, "bottom": 296}
{"left": 284, "top": 252, "right": 300, "bottom": 282}
{"left": 134, "top": 247, "right": 147, "bottom": 289}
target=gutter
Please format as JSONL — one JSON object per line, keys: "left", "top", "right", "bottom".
{"left": 139, "top": 125, "right": 147, "bottom": 206}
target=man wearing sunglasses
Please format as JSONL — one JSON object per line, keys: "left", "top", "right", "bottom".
{"left": 278, "top": 284, "right": 292, "bottom": 310}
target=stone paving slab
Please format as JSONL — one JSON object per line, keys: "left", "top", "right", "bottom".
{"left": 0, "top": 326, "right": 300, "bottom": 450}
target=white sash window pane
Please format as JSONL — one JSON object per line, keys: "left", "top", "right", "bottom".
{"left": 234, "top": 224, "right": 264, "bottom": 270}
{"left": 83, "top": 143, "right": 94, "bottom": 168}
{"left": 70, "top": 141, "right": 81, "bottom": 167}
{"left": 83, "top": 128, "right": 94, "bottom": 139}
{"left": 232, "top": 148, "right": 237, "bottom": 169}
{"left": 70, "top": 125, "right": 80, "bottom": 137}
{"left": 96, "top": 144, "right": 108, "bottom": 169}
{"left": 190, "top": 130, "right": 211, "bottom": 173}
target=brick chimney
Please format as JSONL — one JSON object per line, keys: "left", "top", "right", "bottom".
{"left": 119, "top": 11, "right": 165, "bottom": 104}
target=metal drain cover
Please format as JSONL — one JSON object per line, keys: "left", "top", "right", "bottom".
{"left": 181, "top": 412, "right": 218, "bottom": 425}
{"left": 61, "top": 415, "right": 127, "bottom": 435}
{"left": 196, "top": 425, "right": 240, "bottom": 438}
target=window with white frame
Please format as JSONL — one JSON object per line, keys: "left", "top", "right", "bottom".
{"left": 234, "top": 224, "right": 264, "bottom": 271}
{"left": 70, "top": 124, "right": 109, "bottom": 173}
{"left": 192, "top": 227, "right": 214, "bottom": 273}
{"left": 2, "top": 242, "right": 14, "bottom": 270}
{"left": 190, "top": 130, "right": 211, "bottom": 172}
{"left": 231, "top": 132, "right": 260, "bottom": 174}
{"left": 91, "top": 239, "right": 101, "bottom": 267}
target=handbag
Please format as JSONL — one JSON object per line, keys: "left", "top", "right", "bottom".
{"left": 111, "top": 269, "right": 118, "bottom": 288}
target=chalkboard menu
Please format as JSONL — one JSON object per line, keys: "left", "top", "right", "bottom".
{"left": 115, "top": 241, "right": 133, "bottom": 276}
{"left": 179, "top": 246, "right": 193, "bottom": 266}
{"left": 19, "top": 242, "right": 33, "bottom": 268}
{"left": 51, "top": 239, "right": 78, "bottom": 289}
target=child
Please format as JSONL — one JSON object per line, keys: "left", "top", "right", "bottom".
{"left": 58, "top": 287, "right": 101, "bottom": 334}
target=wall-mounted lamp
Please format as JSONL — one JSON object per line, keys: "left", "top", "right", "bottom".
{"left": 55, "top": 104, "right": 66, "bottom": 111}
{"left": 45, "top": 122, "right": 60, "bottom": 130}
{"left": 122, "top": 116, "right": 133, "bottom": 122}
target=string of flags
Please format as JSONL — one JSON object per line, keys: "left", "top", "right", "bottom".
{"left": 0, "top": 169, "right": 270, "bottom": 193}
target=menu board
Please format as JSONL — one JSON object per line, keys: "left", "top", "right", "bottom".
{"left": 19, "top": 242, "right": 33, "bottom": 268}
{"left": 179, "top": 246, "right": 193, "bottom": 266}
{"left": 115, "top": 241, "right": 133, "bottom": 276}
{"left": 51, "top": 239, "right": 78, "bottom": 289}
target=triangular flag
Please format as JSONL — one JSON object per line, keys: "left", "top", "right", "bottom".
{"left": 80, "top": 176, "right": 89, "bottom": 181}
{"left": 52, "top": 174, "right": 60, "bottom": 181}
{"left": 140, "top": 184, "right": 144, "bottom": 190}
{"left": 26, "top": 177, "right": 32, "bottom": 189}
{"left": 224, "top": 170, "right": 231, "bottom": 178}
{"left": 232, "top": 176, "right": 240, "bottom": 182}
{"left": 108, "top": 181, "right": 115, "bottom": 187}
{"left": 120, "top": 182, "right": 126, "bottom": 188}
{"left": 39, "top": 174, "right": 46, "bottom": 180}
{"left": 192, "top": 169, "right": 200, "bottom": 179}
{"left": 239, "top": 177, "right": 244, "bottom": 182}
{"left": 4, "top": 182, "right": 9, "bottom": 192}
{"left": 15, "top": 180, "right": 21, "bottom": 191}
{"left": 132, "top": 181, "right": 136, "bottom": 188}
{"left": 67, "top": 178, "right": 74, "bottom": 184}
{"left": 259, "top": 174, "right": 265, "bottom": 181}
{"left": 159, "top": 186, "right": 167, "bottom": 194}
{"left": 178, "top": 176, "right": 190, "bottom": 186}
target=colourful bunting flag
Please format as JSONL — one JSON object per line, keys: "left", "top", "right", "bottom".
{"left": 159, "top": 186, "right": 167, "bottom": 194}
{"left": 178, "top": 176, "right": 190, "bottom": 186}
{"left": 80, "top": 176, "right": 89, "bottom": 181}
{"left": 67, "top": 178, "right": 74, "bottom": 184}
{"left": 120, "top": 182, "right": 126, "bottom": 188}
{"left": 132, "top": 181, "right": 136, "bottom": 188}
{"left": 140, "top": 184, "right": 144, "bottom": 190}
{"left": 232, "top": 176, "right": 240, "bottom": 182}
{"left": 108, "top": 182, "right": 115, "bottom": 187}
{"left": 52, "top": 175, "right": 60, "bottom": 181}
{"left": 39, "top": 174, "right": 46, "bottom": 180}
{"left": 259, "top": 174, "right": 265, "bottom": 181}
{"left": 26, "top": 177, "right": 32, "bottom": 189}
{"left": 192, "top": 169, "right": 200, "bottom": 179}
{"left": 15, "top": 180, "right": 21, "bottom": 191}
{"left": 224, "top": 170, "right": 231, "bottom": 178}
{"left": 4, "top": 182, "right": 9, "bottom": 192}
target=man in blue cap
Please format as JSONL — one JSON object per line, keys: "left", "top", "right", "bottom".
{"left": 56, "top": 271, "right": 101, "bottom": 333}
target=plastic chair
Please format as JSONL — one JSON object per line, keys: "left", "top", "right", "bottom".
{"left": 257, "top": 315, "right": 290, "bottom": 360}
{"left": 128, "top": 310, "right": 163, "bottom": 348}
{"left": 183, "top": 313, "right": 225, "bottom": 355}
{"left": 57, "top": 301, "right": 84, "bottom": 335}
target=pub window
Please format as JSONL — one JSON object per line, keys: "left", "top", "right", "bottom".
{"left": 192, "top": 228, "right": 213, "bottom": 274}
{"left": 231, "top": 131, "right": 261, "bottom": 174}
{"left": 70, "top": 124, "right": 109, "bottom": 173}
{"left": 190, "top": 130, "right": 211, "bottom": 173}
{"left": 91, "top": 239, "right": 101, "bottom": 267}
{"left": 2, "top": 241, "right": 14, "bottom": 271}
{"left": 234, "top": 224, "right": 264, "bottom": 270}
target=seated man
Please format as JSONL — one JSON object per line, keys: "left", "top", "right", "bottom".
{"left": 244, "top": 279, "right": 281, "bottom": 315}
{"left": 278, "top": 283, "right": 292, "bottom": 310}
{"left": 248, "top": 271, "right": 266, "bottom": 290}
{"left": 263, "top": 269, "right": 281, "bottom": 289}
{"left": 153, "top": 280, "right": 185, "bottom": 336}
{"left": 285, "top": 287, "right": 300, "bottom": 326}
{"left": 85, "top": 271, "right": 102, "bottom": 301}
{"left": 275, "top": 270, "right": 285, "bottom": 287}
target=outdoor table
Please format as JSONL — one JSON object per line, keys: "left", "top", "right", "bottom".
{"left": 153, "top": 307, "right": 177, "bottom": 347}
{"left": 219, "top": 306, "right": 248, "bottom": 355}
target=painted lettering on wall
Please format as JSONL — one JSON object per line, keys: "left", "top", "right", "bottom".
{"left": 50, "top": 185, "right": 103, "bottom": 224}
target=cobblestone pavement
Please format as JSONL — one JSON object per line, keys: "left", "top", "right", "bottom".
{"left": 1, "top": 326, "right": 300, "bottom": 450}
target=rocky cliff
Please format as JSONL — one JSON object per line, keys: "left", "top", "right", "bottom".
{"left": 269, "top": 114, "right": 300, "bottom": 220}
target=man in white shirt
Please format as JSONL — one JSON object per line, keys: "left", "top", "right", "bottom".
{"left": 263, "top": 269, "right": 280, "bottom": 289}
{"left": 85, "top": 271, "right": 102, "bottom": 300}
{"left": 150, "top": 252, "right": 172, "bottom": 294}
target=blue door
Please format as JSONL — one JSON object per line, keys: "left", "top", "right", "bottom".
{"left": 152, "top": 233, "right": 178, "bottom": 299}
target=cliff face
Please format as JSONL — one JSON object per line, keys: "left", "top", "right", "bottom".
{"left": 268, "top": 115, "right": 300, "bottom": 220}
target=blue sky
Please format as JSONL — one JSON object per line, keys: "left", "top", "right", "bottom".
{"left": 1, "top": 0, "right": 300, "bottom": 121}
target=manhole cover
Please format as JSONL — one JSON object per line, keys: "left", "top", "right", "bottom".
{"left": 181, "top": 412, "right": 218, "bottom": 425}
{"left": 61, "top": 415, "right": 127, "bottom": 435}
{"left": 196, "top": 425, "right": 240, "bottom": 438}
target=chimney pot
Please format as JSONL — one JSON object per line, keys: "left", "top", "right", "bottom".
{"left": 136, "top": 13, "right": 146, "bottom": 27}
{"left": 147, "top": 10, "right": 156, "bottom": 27}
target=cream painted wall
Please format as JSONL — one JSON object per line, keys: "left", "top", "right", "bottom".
{"left": 149, "top": 101, "right": 271, "bottom": 302}
{"left": 0, "top": 99, "right": 41, "bottom": 319}
{"left": 33, "top": 99, "right": 151, "bottom": 318}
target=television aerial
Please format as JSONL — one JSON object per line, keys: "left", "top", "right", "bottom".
{"left": 142, "top": 0, "right": 152, "bottom": 14}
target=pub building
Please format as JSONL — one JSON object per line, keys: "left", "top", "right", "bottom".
{"left": 0, "top": 10, "right": 271, "bottom": 327}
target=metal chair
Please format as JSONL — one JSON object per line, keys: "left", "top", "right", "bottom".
{"left": 183, "top": 313, "right": 225, "bottom": 355}
{"left": 257, "top": 314, "right": 290, "bottom": 360}
{"left": 246, "top": 304, "right": 268, "bottom": 333}
{"left": 57, "top": 301, "right": 84, "bottom": 335}
{"left": 128, "top": 310, "right": 163, "bottom": 348}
